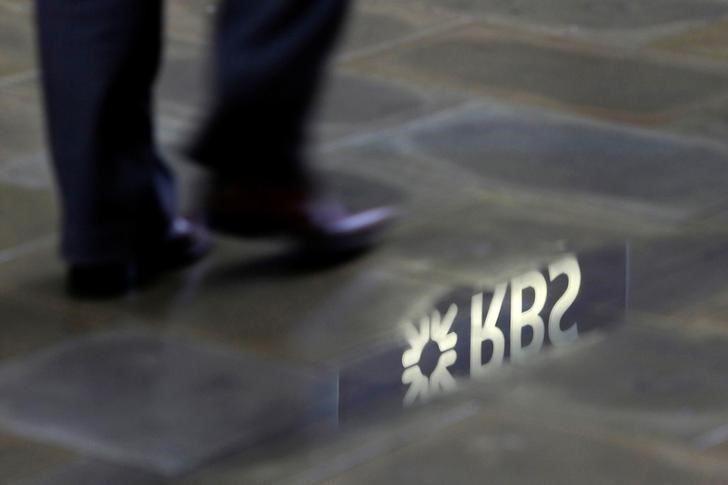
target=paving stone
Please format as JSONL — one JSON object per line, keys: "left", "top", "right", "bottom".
{"left": 353, "top": 28, "right": 728, "bottom": 119}
{"left": 664, "top": 97, "right": 728, "bottom": 147}
{"left": 0, "top": 81, "right": 55, "bottom": 188}
{"left": 340, "top": 1, "right": 460, "bottom": 57}
{"left": 0, "top": 83, "right": 46, "bottom": 167}
{"left": 0, "top": 4, "right": 35, "bottom": 77}
{"left": 319, "top": 134, "right": 681, "bottom": 271}
{"left": 0, "top": 293, "right": 108, "bottom": 363}
{"left": 20, "top": 460, "right": 164, "bottom": 485}
{"left": 466, "top": 323, "right": 728, "bottom": 452}
{"left": 319, "top": 406, "right": 724, "bottom": 484}
{"left": 342, "top": 10, "right": 414, "bottom": 55}
{"left": 318, "top": 138, "right": 496, "bottom": 218}
{"left": 177, "top": 400, "right": 482, "bottom": 485}
{"left": 388, "top": 104, "right": 728, "bottom": 213}
{"left": 156, "top": 50, "right": 463, "bottom": 147}
{"left": 0, "top": 245, "right": 129, "bottom": 332}
{"left": 0, "top": 431, "right": 75, "bottom": 485}
{"left": 158, "top": 324, "right": 728, "bottom": 485}
{"left": 140, "top": 240, "right": 443, "bottom": 363}
{"left": 0, "top": 183, "right": 55, "bottom": 252}
{"left": 406, "top": 0, "right": 728, "bottom": 30}
{"left": 649, "top": 20, "right": 728, "bottom": 62}
{"left": 163, "top": 0, "right": 459, "bottom": 54}
{"left": 322, "top": 136, "right": 591, "bottom": 228}
{"left": 0, "top": 332, "right": 337, "bottom": 475}
{"left": 384, "top": 201, "right": 636, "bottom": 284}
{"left": 314, "top": 73, "right": 464, "bottom": 142}
{"left": 627, "top": 236, "right": 728, "bottom": 333}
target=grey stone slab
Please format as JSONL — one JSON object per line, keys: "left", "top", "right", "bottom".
{"left": 665, "top": 97, "right": 728, "bottom": 148}
{"left": 0, "top": 81, "right": 55, "bottom": 188}
{"left": 388, "top": 104, "right": 728, "bottom": 213}
{"left": 626, "top": 236, "right": 728, "bottom": 333}
{"left": 355, "top": 29, "right": 728, "bottom": 118}
{"left": 339, "top": 1, "right": 460, "bottom": 56}
{"left": 342, "top": 9, "right": 416, "bottom": 55}
{"left": 318, "top": 74, "right": 425, "bottom": 128}
{"left": 517, "top": 324, "right": 728, "bottom": 414}
{"left": 318, "top": 138, "right": 494, "bottom": 219}
{"left": 0, "top": 245, "right": 128, "bottom": 334}
{"left": 164, "top": 0, "right": 457, "bottom": 53}
{"left": 648, "top": 19, "right": 728, "bottom": 61}
{"left": 166, "top": 0, "right": 459, "bottom": 53}
{"left": 0, "top": 183, "right": 56, "bottom": 252}
{"left": 156, "top": 51, "right": 463, "bottom": 147}
{"left": 318, "top": 136, "right": 679, "bottom": 285}
{"left": 0, "top": 84, "right": 46, "bottom": 167}
{"left": 314, "top": 73, "right": 464, "bottom": 142}
{"left": 144, "top": 240, "right": 443, "bottom": 364}
{"left": 0, "top": 431, "right": 75, "bottom": 485}
{"left": 20, "top": 460, "right": 164, "bottom": 485}
{"left": 0, "top": 293, "right": 108, "bottom": 363}
{"left": 0, "top": 332, "right": 337, "bottom": 475}
{"left": 177, "top": 400, "right": 482, "bottom": 485}
{"left": 467, "top": 323, "right": 728, "bottom": 452}
{"left": 383, "top": 201, "right": 636, "bottom": 284}
{"left": 320, "top": 406, "right": 723, "bottom": 485}
{"left": 407, "top": 0, "right": 728, "bottom": 30}
{"left": 0, "top": 4, "right": 35, "bottom": 76}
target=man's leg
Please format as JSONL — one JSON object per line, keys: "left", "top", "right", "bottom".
{"left": 188, "top": 0, "right": 350, "bottom": 183}
{"left": 188, "top": 0, "right": 395, "bottom": 251}
{"left": 36, "top": 0, "right": 175, "bottom": 265}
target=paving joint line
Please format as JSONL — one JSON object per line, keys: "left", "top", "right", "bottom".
{"left": 336, "top": 16, "right": 476, "bottom": 64}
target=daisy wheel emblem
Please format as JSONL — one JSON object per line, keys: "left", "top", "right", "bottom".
{"left": 401, "top": 304, "right": 458, "bottom": 407}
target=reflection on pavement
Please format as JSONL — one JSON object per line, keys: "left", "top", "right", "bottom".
{"left": 0, "top": 243, "right": 631, "bottom": 476}
{"left": 339, "top": 244, "right": 629, "bottom": 418}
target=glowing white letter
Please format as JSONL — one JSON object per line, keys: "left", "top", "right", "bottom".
{"left": 510, "top": 271, "right": 547, "bottom": 364}
{"left": 548, "top": 255, "right": 581, "bottom": 347}
{"left": 470, "top": 283, "right": 506, "bottom": 377}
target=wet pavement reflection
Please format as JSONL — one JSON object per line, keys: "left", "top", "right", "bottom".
{"left": 338, "top": 245, "right": 629, "bottom": 418}
{"left": 0, "top": 244, "right": 632, "bottom": 477}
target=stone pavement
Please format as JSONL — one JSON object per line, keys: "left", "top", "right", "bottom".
{"left": 1, "top": 0, "right": 728, "bottom": 483}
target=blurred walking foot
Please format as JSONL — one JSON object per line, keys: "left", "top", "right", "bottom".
{"left": 67, "top": 217, "right": 212, "bottom": 299}
{"left": 203, "top": 177, "right": 398, "bottom": 255}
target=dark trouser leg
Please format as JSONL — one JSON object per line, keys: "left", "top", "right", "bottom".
{"left": 188, "top": 0, "right": 350, "bottom": 184}
{"left": 36, "top": 0, "right": 175, "bottom": 265}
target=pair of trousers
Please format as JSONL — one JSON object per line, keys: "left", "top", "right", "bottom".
{"left": 35, "top": 0, "right": 349, "bottom": 264}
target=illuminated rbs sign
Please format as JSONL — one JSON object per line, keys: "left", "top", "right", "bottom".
{"left": 402, "top": 254, "right": 582, "bottom": 406}
{"left": 339, "top": 245, "right": 628, "bottom": 416}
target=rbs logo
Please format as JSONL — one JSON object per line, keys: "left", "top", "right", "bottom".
{"left": 402, "top": 255, "right": 583, "bottom": 406}
{"left": 472, "top": 255, "right": 581, "bottom": 373}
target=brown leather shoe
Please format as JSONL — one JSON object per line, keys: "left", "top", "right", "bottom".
{"left": 203, "top": 179, "right": 397, "bottom": 253}
{"left": 68, "top": 217, "right": 212, "bottom": 299}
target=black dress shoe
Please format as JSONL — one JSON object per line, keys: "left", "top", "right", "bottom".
{"left": 203, "top": 180, "right": 398, "bottom": 253}
{"left": 67, "top": 217, "right": 212, "bottom": 299}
